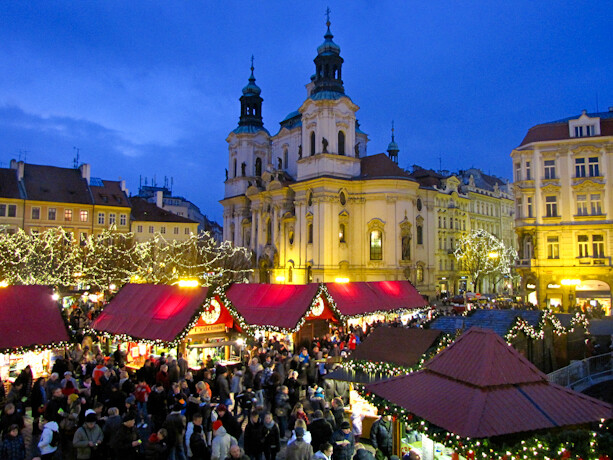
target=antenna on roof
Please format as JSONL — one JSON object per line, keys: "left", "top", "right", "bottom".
{"left": 171, "top": 177, "right": 174, "bottom": 194}
{"left": 73, "top": 147, "right": 80, "bottom": 168}
{"left": 19, "top": 150, "right": 29, "bottom": 163}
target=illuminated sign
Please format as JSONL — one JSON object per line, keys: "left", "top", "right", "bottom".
{"left": 201, "top": 298, "right": 222, "bottom": 324}
{"left": 526, "top": 283, "right": 536, "bottom": 289}
{"left": 191, "top": 324, "right": 226, "bottom": 334}
{"left": 547, "top": 283, "right": 561, "bottom": 289}
{"left": 312, "top": 297, "right": 325, "bottom": 316}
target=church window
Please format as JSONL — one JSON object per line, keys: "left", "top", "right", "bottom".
{"left": 306, "top": 265, "right": 313, "bottom": 283}
{"left": 339, "top": 224, "right": 346, "bottom": 243}
{"left": 288, "top": 266, "right": 293, "bottom": 283}
{"left": 416, "top": 265, "right": 424, "bottom": 283}
{"left": 288, "top": 230, "right": 294, "bottom": 245}
{"left": 255, "top": 157, "right": 262, "bottom": 176}
{"left": 370, "top": 230, "right": 383, "bottom": 260}
{"left": 339, "top": 192, "right": 346, "bottom": 206}
{"left": 266, "top": 218, "right": 272, "bottom": 245}
{"left": 401, "top": 234, "right": 411, "bottom": 261}
{"left": 417, "top": 198, "right": 422, "bottom": 211}
{"left": 416, "top": 225, "right": 423, "bottom": 245}
{"left": 307, "top": 192, "right": 313, "bottom": 207}
{"left": 233, "top": 159, "right": 237, "bottom": 178}
{"left": 310, "top": 132, "right": 316, "bottom": 156}
{"left": 284, "top": 148, "right": 288, "bottom": 168}
{"left": 307, "top": 223, "right": 313, "bottom": 244}
{"left": 338, "top": 131, "right": 345, "bottom": 155}
{"left": 277, "top": 158, "right": 282, "bottom": 169}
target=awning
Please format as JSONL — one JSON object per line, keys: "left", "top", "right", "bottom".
{"left": 225, "top": 283, "right": 322, "bottom": 331}
{"left": 366, "top": 327, "right": 612, "bottom": 438}
{"left": 325, "top": 280, "right": 427, "bottom": 317}
{"left": 91, "top": 284, "right": 208, "bottom": 344}
{"left": 0, "top": 285, "right": 70, "bottom": 352}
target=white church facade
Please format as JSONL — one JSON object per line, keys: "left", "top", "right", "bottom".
{"left": 220, "top": 19, "right": 438, "bottom": 297}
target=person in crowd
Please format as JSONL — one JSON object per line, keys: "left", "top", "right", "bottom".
{"left": 211, "top": 420, "right": 237, "bottom": 460}
{"left": 148, "top": 382, "right": 169, "bottom": 430}
{"left": 186, "top": 412, "right": 206, "bottom": 459}
{"left": 308, "top": 409, "right": 333, "bottom": 453}
{"left": 164, "top": 402, "right": 187, "bottom": 460}
{"left": 226, "top": 444, "right": 250, "bottom": 460}
{"left": 313, "top": 442, "right": 333, "bottom": 460}
{"left": 261, "top": 412, "right": 280, "bottom": 460}
{"left": 274, "top": 385, "right": 290, "bottom": 439}
{"left": 287, "top": 419, "right": 311, "bottom": 446}
{"left": 353, "top": 443, "right": 375, "bottom": 460}
{"left": 144, "top": 428, "right": 169, "bottom": 460}
{"left": 157, "top": 364, "right": 171, "bottom": 391}
{"left": 102, "top": 407, "right": 122, "bottom": 446}
{"left": 351, "top": 410, "right": 365, "bottom": 444}
{"left": 190, "top": 420, "right": 209, "bottom": 460}
{"left": 330, "top": 398, "right": 345, "bottom": 430}
{"left": 243, "top": 412, "right": 262, "bottom": 460}
{"left": 1, "top": 403, "right": 25, "bottom": 438}
{"left": 370, "top": 414, "right": 393, "bottom": 459}
{"left": 38, "top": 418, "right": 60, "bottom": 460}
{"left": 330, "top": 421, "right": 354, "bottom": 460}
{"left": 285, "top": 426, "right": 313, "bottom": 460}
{"left": 0, "top": 424, "right": 26, "bottom": 460}
{"left": 73, "top": 410, "right": 104, "bottom": 460}
{"left": 31, "top": 377, "right": 47, "bottom": 434}
{"left": 110, "top": 412, "right": 142, "bottom": 460}
{"left": 214, "top": 404, "right": 241, "bottom": 442}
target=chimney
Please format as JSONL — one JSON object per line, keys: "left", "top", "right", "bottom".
{"left": 120, "top": 180, "right": 128, "bottom": 194}
{"left": 79, "top": 163, "right": 91, "bottom": 185}
{"left": 10, "top": 160, "right": 25, "bottom": 181}
{"left": 156, "top": 190, "right": 163, "bottom": 208}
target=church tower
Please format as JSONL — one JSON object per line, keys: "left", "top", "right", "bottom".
{"left": 297, "top": 12, "right": 361, "bottom": 181}
{"left": 222, "top": 58, "right": 271, "bottom": 244}
{"left": 387, "top": 121, "right": 399, "bottom": 165}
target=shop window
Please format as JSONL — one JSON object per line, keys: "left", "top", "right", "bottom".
{"left": 547, "top": 236, "right": 559, "bottom": 259}
{"left": 370, "top": 230, "right": 383, "bottom": 260}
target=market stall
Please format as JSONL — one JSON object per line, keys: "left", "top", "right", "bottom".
{"left": 325, "top": 280, "right": 429, "bottom": 330}
{"left": 0, "top": 285, "right": 71, "bottom": 382}
{"left": 225, "top": 283, "right": 340, "bottom": 350}
{"left": 364, "top": 327, "right": 613, "bottom": 459}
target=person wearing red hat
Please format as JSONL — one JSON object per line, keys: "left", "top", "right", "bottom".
{"left": 211, "top": 420, "right": 237, "bottom": 460}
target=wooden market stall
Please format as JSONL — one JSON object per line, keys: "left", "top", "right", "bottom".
{"left": 365, "top": 327, "right": 613, "bottom": 459}
{"left": 0, "top": 285, "right": 71, "bottom": 383}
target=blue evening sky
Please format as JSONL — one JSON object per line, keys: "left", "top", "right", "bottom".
{"left": 1, "top": 1, "right": 611, "bottom": 222}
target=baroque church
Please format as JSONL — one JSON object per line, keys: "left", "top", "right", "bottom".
{"left": 221, "top": 18, "right": 436, "bottom": 296}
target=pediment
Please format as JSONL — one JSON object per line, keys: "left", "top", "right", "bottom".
{"left": 573, "top": 179, "right": 604, "bottom": 192}
{"left": 541, "top": 184, "right": 560, "bottom": 193}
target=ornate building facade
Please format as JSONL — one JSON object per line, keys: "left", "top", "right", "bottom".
{"left": 220, "top": 20, "right": 437, "bottom": 296}
{"left": 512, "top": 109, "right": 613, "bottom": 313}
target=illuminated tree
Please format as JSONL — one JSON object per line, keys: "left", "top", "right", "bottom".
{"left": 454, "top": 229, "right": 517, "bottom": 293}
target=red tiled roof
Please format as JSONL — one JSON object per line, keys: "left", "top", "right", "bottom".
{"left": 0, "top": 285, "right": 70, "bottom": 351}
{"left": 349, "top": 326, "right": 441, "bottom": 368}
{"left": 90, "top": 180, "right": 130, "bottom": 207}
{"left": 360, "top": 153, "right": 413, "bottom": 179}
{"left": 519, "top": 117, "right": 613, "bottom": 146}
{"left": 325, "top": 281, "right": 427, "bottom": 317}
{"left": 130, "top": 197, "right": 197, "bottom": 224}
{"left": 366, "top": 327, "right": 612, "bottom": 438}
{"left": 91, "top": 284, "right": 208, "bottom": 342}
{"left": 226, "top": 283, "right": 321, "bottom": 330}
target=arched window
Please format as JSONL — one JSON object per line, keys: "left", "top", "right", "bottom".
{"left": 416, "top": 265, "right": 424, "bottom": 283}
{"left": 339, "top": 223, "right": 346, "bottom": 243}
{"left": 266, "top": 218, "right": 272, "bottom": 245}
{"left": 283, "top": 148, "right": 288, "bottom": 168}
{"left": 338, "top": 131, "right": 345, "bottom": 155}
{"left": 307, "top": 223, "right": 313, "bottom": 244}
{"left": 310, "top": 131, "right": 316, "bottom": 156}
{"left": 416, "top": 225, "right": 423, "bottom": 245}
{"left": 306, "top": 266, "right": 313, "bottom": 283}
{"left": 370, "top": 230, "right": 382, "bottom": 260}
{"left": 307, "top": 192, "right": 313, "bottom": 207}
{"left": 288, "top": 266, "right": 293, "bottom": 283}
{"left": 255, "top": 157, "right": 262, "bottom": 176}
{"left": 339, "top": 192, "right": 346, "bottom": 206}
{"left": 233, "top": 159, "right": 237, "bottom": 178}
{"left": 277, "top": 158, "right": 282, "bottom": 169}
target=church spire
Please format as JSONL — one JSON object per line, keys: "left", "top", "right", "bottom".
{"left": 238, "top": 55, "right": 264, "bottom": 128}
{"left": 387, "top": 121, "right": 399, "bottom": 164}
{"left": 312, "top": 7, "right": 345, "bottom": 97}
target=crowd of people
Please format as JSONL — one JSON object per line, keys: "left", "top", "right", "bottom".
{"left": 0, "top": 326, "right": 415, "bottom": 460}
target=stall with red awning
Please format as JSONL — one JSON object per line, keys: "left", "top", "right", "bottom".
{"left": 0, "top": 285, "right": 70, "bottom": 352}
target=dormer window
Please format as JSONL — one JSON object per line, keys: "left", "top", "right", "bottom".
{"left": 569, "top": 112, "right": 601, "bottom": 138}
{"left": 574, "top": 125, "right": 595, "bottom": 137}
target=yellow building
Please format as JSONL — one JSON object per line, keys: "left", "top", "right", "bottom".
{"left": 0, "top": 161, "right": 131, "bottom": 243}
{"left": 130, "top": 197, "right": 199, "bottom": 243}
{"left": 512, "top": 109, "right": 613, "bottom": 313}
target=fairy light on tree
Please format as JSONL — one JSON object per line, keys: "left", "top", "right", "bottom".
{"left": 454, "top": 229, "right": 517, "bottom": 293}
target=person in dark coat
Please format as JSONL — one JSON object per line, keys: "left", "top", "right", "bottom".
{"left": 148, "top": 382, "right": 169, "bottom": 430}
{"left": 330, "top": 398, "right": 345, "bottom": 430}
{"left": 190, "top": 424, "right": 210, "bottom": 460}
{"left": 163, "top": 403, "right": 187, "bottom": 459}
{"left": 369, "top": 415, "right": 393, "bottom": 459}
{"left": 261, "top": 412, "right": 280, "bottom": 460}
{"left": 330, "top": 421, "right": 354, "bottom": 460}
{"left": 144, "top": 428, "right": 168, "bottom": 460}
{"left": 44, "top": 387, "right": 66, "bottom": 424}
{"left": 15, "top": 365, "right": 33, "bottom": 400}
{"left": 0, "top": 424, "right": 26, "bottom": 460}
{"left": 216, "top": 367, "right": 231, "bottom": 406}
{"left": 285, "top": 426, "right": 313, "bottom": 460}
{"left": 216, "top": 404, "right": 242, "bottom": 442}
{"left": 243, "top": 412, "right": 262, "bottom": 460}
{"left": 308, "top": 410, "right": 333, "bottom": 453}
{"left": 110, "top": 413, "right": 141, "bottom": 460}
{"left": 353, "top": 443, "right": 375, "bottom": 460}
{"left": 30, "top": 377, "right": 47, "bottom": 434}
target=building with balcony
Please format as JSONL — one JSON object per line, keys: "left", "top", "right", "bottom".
{"left": 512, "top": 108, "right": 613, "bottom": 313}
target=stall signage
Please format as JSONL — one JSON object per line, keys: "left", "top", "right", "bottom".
{"left": 311, "top": 296, "right": 325, "bottom": 316}
{"left": 526, "top": 283, "right": 536, "bottom": 289}
{"left": 201, "top": 299, "right": 222, "bottom": 324}
{"left": 191, "top": 323, "right": 226, "bottom": 334}
{"left": 547, "top": 283, "right": 561, "bottom": 289}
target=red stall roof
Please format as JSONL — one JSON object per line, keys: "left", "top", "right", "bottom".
{"left": 0, "top": 285, "right": 70, "bottom": 352}
{"left": 366, "top": 327, "right": 612, "bottom": 438}
{"left": 91, "top": 284, "right": 209, "bottom": 343}
{"left": 225, "top": 283, "right": 321, "bottom": 331}
{"left": 325, "top": 280, "right": 427, "bottom": 317}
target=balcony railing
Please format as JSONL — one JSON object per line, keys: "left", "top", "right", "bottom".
{"left": 548, "top": 352, "right": 613, "bottom": 392}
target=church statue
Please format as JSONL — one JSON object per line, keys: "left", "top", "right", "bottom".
{"left": 354, "top": 142, "right": 360, "bottom": 157}
{"left": 225, "top": 168, "right": 228, "bottom": 180}
{"left": 322, "top": 137, "right": 328, "bottom": 153}
{"left": 241, "top": 162, "right": 246, "bottom": 176}
{"left": 278, "top": 158, "right": 282, "bottom": 169}
{"left": 298, "top": 144, "right": 302, "bottom": 159}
